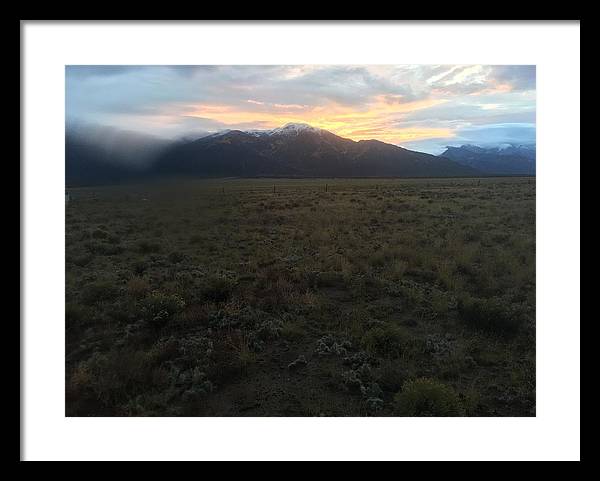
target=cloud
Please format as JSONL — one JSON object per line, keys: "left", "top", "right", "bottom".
{"left": 66, "top": 65, "right": 536, "bottom": 149}
{"left": 66, "top": 65, "right": 146, "bottom": 78}
{"left": 403, "top": 122, "right": 536, "bottom": 154}
{"left": 490, "top": 65, "right": 536, "bottom": 91}
{"left": 456, "top": 122, "right": 536, "bottom": 144}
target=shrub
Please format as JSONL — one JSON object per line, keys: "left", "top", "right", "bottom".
{"left": 81, "top": 280, "right": 120, "bottom": 305}
{"left": 430, "top": 290, "right": 450, "bottom": 315}
{"left": 374, "top": 360, "right": 406, "bottom": 393}
{"left": 65, "top": 303, "right": 89, "bottom": 327}
{"left": 394, "top": 378, "right": 463, "bottom": 416}
{"left": 457, "top": 295, "right": 523, "bottom": 337}
{"left": 141, "top": 291, "right": 186, "bottom": 329}
{"left": 136, "top": 240, "right": 162, "bottom": 254}
{"left": 316, "top": 335, "right": 351, "bottom": 356}
{"left": 201, "top": 276, "right": 235, "bottom": 303}
{"left": 85, "top": 241, "right": 123, "bottom": 256}
{"left": 365, "top": 397, "right": 384, "bottom": 413}
{"left": 464, "top": 230, "right": 481, "bottom": 243}
{"left": 174, "top": 304, "right": 211, "bottom": 329}
{"left": 223, "top": 331, "right": 257, "bottom": 372}
{"left": 68, "top": 349, "right": 162, "bottom": 409}
{"left": 189, "top": 234, "right": 203, "bottom": 244}
{"left": 126, "top": 277, "right": 151, "bottom": 299}
{"left": 315, "top": 271, "right": 345, "bottom": 288}
{"left": 288, "top": 355, "right": 308, "bottom": 371}
{"left": 105, "top": 298, "right": 138, "bottom": 324}
{"left": 341, "top": 369, "right": 364, "bottom": 393}
{"left": 107, "top": 234, "right": 122, "bottom": 245}
{"left": 91, "top": 228, "right": 108, "bottom": 239}
{"left": 71, "top": 253, "right": 94, "bottom": 267}
{"left": 362, "top": 324, "right": 408, "bottom": 357}
{"left": 256, "top": 318, "right": 283, "bottom": 340}
{"left": 132, "top": 260, "right": 148, "bottom": 275}
{"left": 167, "top": 251, "right": 185, "bottom": 263}
{"left": 389, "top": 259, "right": 408, "bottom": 280}
{"left": 280, "top": 320, "right": 306, "bottom": 340}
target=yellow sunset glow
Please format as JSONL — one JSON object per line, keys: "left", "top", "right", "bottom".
{"left": 182, "top": 97, "right": 452, "bottom": 144}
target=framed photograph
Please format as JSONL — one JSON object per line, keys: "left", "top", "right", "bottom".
{"left": 21, "top": 20, "right": 580, "bottom": 461}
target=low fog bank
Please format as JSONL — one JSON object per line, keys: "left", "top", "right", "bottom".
{"left": 66, "top": 123, "right": 172, "bottom": 168}
{"left": 66, "top": 123, "right": 177, "bottom": 186}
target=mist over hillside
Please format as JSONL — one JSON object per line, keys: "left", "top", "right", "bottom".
{"left": 66, "top": 124, "right": 171, "bottom": 186}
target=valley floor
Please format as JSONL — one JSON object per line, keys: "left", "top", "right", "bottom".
{"left": 65, "top": 177, "right": 535, "bottom": 416}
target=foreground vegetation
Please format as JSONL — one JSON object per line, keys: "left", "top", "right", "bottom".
{"left": 66, "top": 177, "right": 535, "bottom": 416}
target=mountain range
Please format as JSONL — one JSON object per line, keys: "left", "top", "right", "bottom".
{"left": 439, "top": 144, "right": 536, "bottom": 175}
{"left": 66, "top": 123, "right": 535, "bottom": 186}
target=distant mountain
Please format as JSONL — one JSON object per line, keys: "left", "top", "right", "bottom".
{"left": 152, "top": 123, "right": 479, "bottom": 179}
{"left": 66, "top": 122, "right": 481, "bottom": 185}
{"left": 440, "top": 144, "right": 535, "bottom": 175}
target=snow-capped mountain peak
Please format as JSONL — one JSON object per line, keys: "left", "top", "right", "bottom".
{"left": 205, "top": 123, "right": 323, "bottom": 139}
{"left": 267, "top": 122, "right": 323, "bottom": 136}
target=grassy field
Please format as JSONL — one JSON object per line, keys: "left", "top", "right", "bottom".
{"left": 65, "top": 177, "right": 535, "bottom": 416}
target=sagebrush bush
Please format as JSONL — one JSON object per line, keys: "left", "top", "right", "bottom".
{"left": 104, "top": 297, "right": 141, "bottom": 324}
{"left": 91, "top": 228, "right": 109, "bottom": 239}
{"left": 363, "top": 324, "right": 408, "bottom": 357}
{"left": 70, "top": 253, "right": 94, "bottom": 267}
{"left": 107, "top": 234, "right": 121, "bottom": 245}
{"left": 458, "top": 295, "right": 523, "bottom": 337}
{"left": 136, "top": 240, "right": 162, "bottom": 254}
{"left": 126, "top": 277, "right": 151, "bottom": 299}
{"left": 85, "top": 241, "right": 123, "bottom": 256}
{"left": 81, "top": 280, "right": 120, "bottom": 305}
{"left": 65, "top": 302, "right": 89, "bottom": 327}
{"left": 394, "top": 378, "right": 463, "bottom": 416}
{"left": 68, "top": 349, "right": 165, "bottom": 409}
{"left": 374, "top": 360, "right": 406, "bottom": 393}
{"left": 189, "top": 234, "right": 203, "bottom": 244}
{"left": 315, "top": 271, "right": 345, "bottom": 288}
{"left": 280, "top": 320, "right": 306, "bottom": 340}
{"left": 141, "top": 291, "right": 186, "bottom": 329}
{"left": 132, "top": 260, "right": 148, "bottom": 275}
{"left": 167, "top": 251, "right": 185, "bottom": 263}
{"left": 201, "top": 276, "right": 235, "bottom": 303}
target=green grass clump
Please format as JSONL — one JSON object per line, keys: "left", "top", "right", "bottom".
{"left": 363, "top": 324, "right": 409, "bottom": 357}
{"left": 141, "top": 291, "right": 186, "bottom": 329}
{"left": 394, "top": 378, "right": 463, "bottom": 416}
{"left": 458, "top": 295, "right": 524, "bottom": 337}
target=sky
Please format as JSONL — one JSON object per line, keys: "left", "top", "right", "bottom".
{"left": 66, "top": 65, "right": 535, "bottom": 154}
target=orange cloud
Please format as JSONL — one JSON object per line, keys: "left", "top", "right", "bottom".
{"left": 467, "top": 83, "right": 513, "bottom": 96}
{"left": 182, "top": 97, "right": 452, "bottom": 144}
